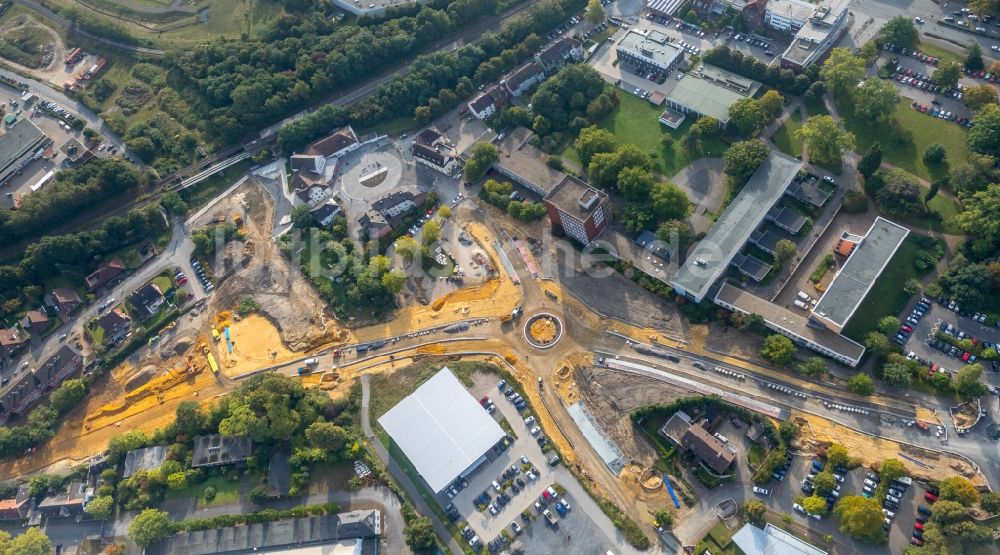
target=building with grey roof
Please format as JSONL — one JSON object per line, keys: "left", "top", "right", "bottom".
{"left": 714, "top": 282, "right": 865, "bottom": 366}
{"left": 749, "top": 229, "right": 783, "bottom": 256}
{"left": 731, "top": 253, "right": 772, "bottom": 282}
{"left": 811, "top": 217, "right": 909, "bottom": 333}
{"left": 535, "top": 37, "right": 583, "bottom": 73}
{"left": 0, "top": 118, "right": 47, "bottom": 185}
{"left": 615, "top": 30, "right": 684, "bottom": 76}
{"left": 544, "top": 175, "right": 611, "bottom": 244}
{"left": 732, "top": 523, "right": 827, "bottom": 555}
{"left": 493, "top": 128, "right": 565, "bottom": 196}
{"left": 767, "top": 0, "right": 850, "bottom": 70}
{"left": 766, "top": 205, "right": 807, "bottom": 234}
{"left": 671, "top": 150, "right": 802, "bottom": 302}
{"left": 666, "top": 64, "right": 761, "bottom": 127}
{"left": 123, "top": 445, "right": 168, "bottom": 478}
{"left": 787, "top": 180, "right": 833, "bottom": 207}
{"left": 191, "top": 435, "right": 252, "bottom": 468}
{"left": 378, "top": 367, "right": 504, "bottom": 493}
{"left": 148, "top": 510, "right": 381, "bottom": 555}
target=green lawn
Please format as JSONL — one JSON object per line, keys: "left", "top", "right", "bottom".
{"left": 839, "top": 98, "right": 970, "bottom": 181}
{"left": 181, "top": 158, "right": 255, "bottom": 212}
{"left": 104, "top": 244, "right": 142, "bottom": 270}
{"left": 917, "top": 42, "right": 963, "bottom": 67}
{"left": 880, "top": 186, "right": 964, "bottom": 234}
{"left": 166, "top": 475, "right": 241, "bottom": 508}
{"left": 804, "top": 97, "right": 830, "bottom": 117}
{"left": 152, "top": 272, "right": 174, "bottom": 294}
{"left": 562, "top": 91, "right": 728, "bottom": 176}
{"left": 841, "top": 237, "right": 931, "bottom": 341}
{"left": 87, "top": 321, "right": 105, "bottom": 345}
{"left": 747, "top": 445, "right": 765, "bottom": 468}
{"left": 772, "top": 110, "right": 804, "bottom": 158}
{"left": 356, "top": 116, "right": 414, "bottom": 138}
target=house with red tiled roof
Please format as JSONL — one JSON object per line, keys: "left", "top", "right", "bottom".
{"left": 84, "top": 258, "right": 125, "bottom": 292}
{"left": 304, "top": 126, "right": 360, "bottom": 158}
{"left": 0, "top": 326, "right": 28, "bottom": 356}
{"left": 0, "top": 484, "right": 31, "bottom": 520}
{"left": 50, "top": 288, "right": 82, "bottom": 317}
{"left": 20, "top": 310, "right": 49, "bottom": 335}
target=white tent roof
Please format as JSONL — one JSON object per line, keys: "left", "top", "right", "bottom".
{"left": 378, "top": 368, "right": 505, "bottom": 492}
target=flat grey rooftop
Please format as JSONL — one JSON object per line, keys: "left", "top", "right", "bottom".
{"left": 715, "top": 283, "right": 865, "bottom": 362}
{"left": 812, "top": 217, "right": 909, "bottom": 329}
{"left": 671, "top": 150, "right": 802, "bottom": 301}
{"left": 666, "top": 64, "right": 761, "bottom": 123}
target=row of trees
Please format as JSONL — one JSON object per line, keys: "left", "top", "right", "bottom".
{"left": 529, "top": 64, "right": 617, "bottom": 151}
{"left": 271, "top": 0, "right": 585, "bottom": 151}
{"left": 0, "top": 379, "right": 90, "bottom": 459}
{"left": 727, "top": 90, "right": 783, "bottom": 138}
{"left": 478, "top": 179, "right": 548, "bottom": 220}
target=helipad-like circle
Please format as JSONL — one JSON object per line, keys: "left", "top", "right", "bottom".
{"left": 523, "top": 313, "right": 563, "bottom": 349}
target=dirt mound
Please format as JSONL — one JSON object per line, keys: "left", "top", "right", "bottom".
{"left": 124, "top": 365, "right": 158, "bottom": 391}
{"left": 209, "top": 180, "right": 344, "bottom": 351}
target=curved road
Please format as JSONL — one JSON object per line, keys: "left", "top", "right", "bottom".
{"left": 15, "top": 0, "right": 165, "bottom": 55}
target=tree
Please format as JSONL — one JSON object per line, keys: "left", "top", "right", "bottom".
{"left": 127, "top": 509, "right": 174, "bottom": 548}
{"left": 954, "top": 363, "right": 984, "bottom": 396}
{"left": 588, "top": 144, "right": 652, "bottom": 190}
{"left": 879, "top": 459, "right": 907, "bottom": 484}
{"left": 173, "top": 400, "right": 206, "bottom": 438}
{"left": 48, "top": 378, "right": 87, "bottom": 415}
{"left": 381, "top": 270, "right": 406, "bottom": 294}
{"left": 872, "top": 168, "right": 924, "bottom": 215}
{"left": 690, "top": 116, "right": 722, "bottom": 139}
{"left": 574, "top": 125, "right": 617, "bottom": 167}
{"left": 742, "top": 499, "right": 767, "bottom": 526}
{"left": 403, "top": 515, "right": 436, "bottom": 551}
{"left": 657, "top": 219, "right": 693, "bottom": 245}
{"left": 797, "top": 356, "right": 827, "bottom": 376}
{"left": 760, "top": 90, "right": 784, "bottom": 119}
{"left": 650, "top": 181, "right": 691, "bottom": 221}
{"left": 970, "top": 0, "right": 996, "bottom": 18}
{"left": 854, "top": 79, "right": 899, "bottom": 121}
{"left": 967, "top": 104, "right": 1000, "bottom": 157}
{"left": 955, "top": 184, "right": 1000, "bottom": 257}
{"left": 819, "top": 48, "right": 865, "bottom": 94}
{"left": 84, "top": 495, "right": 114, "bottom": 520}
{"left": 966, "top": 42, "right": 985, "bottom": 72}
{"left": 617, "top": 166, "right": 655, "bottom": 202}
{"left": 463, "top": 142, "right": 498, "bottom": 182}
{"left": 880, "top": 361, "right": 912, "bottom": 387}
{"left": 834, "top": 495, "right": 885, "bottom": 542}
{"left": 876, "top": 315, "right": 901, "bottom": 335}
{"left": 813, "top": 471, "right": 837, "bottom": 497}
{"left": 797, "top": 115, "right": 855, "bottom": 166}
{"left": 847, "top": 373, "right": 875, "bottom": 395}
{"left": 305, "top": 421, "right": 349, "bottom": 452}
{"left": 652, "top": 507, "right": 674, "bottom": 529}
{"left": 728, "top": 97, "right": 769, "bottom": 137}
{"left": 802, "top": 495, "right": 829, "bottom": 516}
{"left": 723, "top": 139, "right": 770, "bottom": 185}
{"left": 585, "top": 0, "right": 605, "bottom": 24}
{"left": 773, "top": 239, "right": 797, "bottom": 266}
{"left": 880, "top": 15, "right": 919, "bottom": 49}
{"left": 964, "top": 84, "right": 999, "bottom": 111}
{"left": 108, "top": 430, "right": 147, "bottom": 461}
{"left": 780, "top": 421, "right": 799, "bottom": 442}
{"left": 291, "top": 204, "right": 314, "bottom": 229}
{"left": 980, "top": 492, "right": 1000, "bottom": 514}
{"left": 421, "top": 219, "right": 441, "bottom": 245}
{"left": 761, "top": 334, "right": 795, "bottom": 366}
{"left": 923, "top": 144, "right": 947, "bottom": 167}
{"left": 167, "top": 472, "right": 188, "bottom": 491}
{"left": 938, "top": 476, "right": 980, "bottom": 506}
{"left": 857, "top": 141, "right": 883, "bottom": 178}
{"left": 864, "top": 332, "right": 893, "bottom": 358}
{"left": 0, "top": 528, "right": 51, "bottom": 555}
{"left": 826, "top": 444, "right": 851, "bottom": 469}
{"left": 933, "top": 62, "right": 963, "bottom": 89}
{"left": 160, "top": 192, "right": 188, "bottom": 216}
{"left": 437, "top": 205, "right": 451, "bottom": 219}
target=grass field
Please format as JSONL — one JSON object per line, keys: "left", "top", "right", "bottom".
{"left": 166, "top": 475, "right": 241, "bottom": 508}
{"left": 839, "top": 98, "right": 970, "bottom": 181}
{"left": 841, "top": 237, "right": 930, "bottom": 341}
{"left": 880, "top": 185, "right": 964, "bottom": 234}
{"left": 917, "top": 42, "right": 963, "bottom": 67}
{"left": 772, "top": 110, "right": 804, "bottom": 158}
{"left": 562, "top": 91, "right": 728, "bottom": 176}
{"left": 804, "top": 97, "right": 830, "bottom": 117}
{"left": 151, "top": 271, "right": 174, "bottom": 293}
{"left": 181, "top": 159, "right": 255, "bottom": 212}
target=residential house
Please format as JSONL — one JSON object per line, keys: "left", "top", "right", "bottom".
{"left": 304, "top": 125, "right": 360, "bottom": 159}
{"left": 128, "top": 283, "right": 165, "bottom": 320}
{"left": 535, "top": 37, "right": 584, "bottom": 74}
{"left": 293, "top": 170, "right": 332, "bottom": 209}
{"left": 0, "top": 346, "right": 82, "bottom": 422}
{"left": 33, "top": 345, "right": 82, "bottom": 392}
{"left": 0, "top": 484, "right": 31, "bottom": 520}
{"left": 36, "top": 481, "right": 86, "bottom": 518}
{"left": 20, "top": 310, "right": 49, "bottom": 335}
{"left": 0, "top": 372, "right": 40, "bottom": 422}
{"left": 191, "top": 435, "right": 252, "bottom": 468}
{"left": 358, "top": 189, "right": 426, "bottom": 240}
{"left": 290, "top": 154, "right": 327, "bottom": 175}
{"left": 467, "top": 84, "right": 510, "bottom": 120}
{"left": 412, "top": 143, "right": 460, "bottom": 176}
{"left": 503, "top": 62, "right": 545, "bottom": 97}
{"left": 50, "top": 288, "right": 82, "bottom": 317}
{"left": 84, "top": 258, "right": 125, "bottom": 292}
{"left": 95, "top": 307, "right": 131, "bottom": 343}
{"left": 311, "top": 201, "right": 343, "bottom": 227}
{"left": 0, "top": 326, "right": 28, "bottom": 356}
{"left": 415, "top": 127, "right": 445, "bottom": 148}
{"left": 681, "top": 424, "right": 736, "bottom": 473}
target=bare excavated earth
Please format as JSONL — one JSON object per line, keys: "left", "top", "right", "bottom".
{"left": 211, "top": 181, "right": 343, "bottom": 351}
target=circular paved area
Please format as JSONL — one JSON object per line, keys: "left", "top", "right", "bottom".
{"left": 523, "top": 313, "right": 563, "bottom": 349}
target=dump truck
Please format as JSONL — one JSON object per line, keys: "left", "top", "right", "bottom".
{"left": 211, "top": 328, "right": 221, "bottom": 341}
{"left": 206, "top": 352, "right": 219, "bottom": 374}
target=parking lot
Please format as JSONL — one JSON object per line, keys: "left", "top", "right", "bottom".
{"left": 0, "top": 98, "right": 119, "bottom": 210}
{"left": 899, "top": 297, "right": 1000, "bottom": 382}
{"left": 440, "top": 377, "right": 643, "bottom": 554}
{"left": 877, "top": 49, "right": 974, "bottom": 126}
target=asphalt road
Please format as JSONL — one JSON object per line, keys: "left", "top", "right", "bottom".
{"left": 850, "top": 0, "right": 1000, "bottom": 54}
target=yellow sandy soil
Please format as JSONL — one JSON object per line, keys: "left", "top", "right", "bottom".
{"left": 795, "top": 411, "right": 986, "bottom": 486}
{"left": 530, "top": 318, "right": 557, "bottom": 343}
{"left": 218, "top": 314, "right": 299, "bottom": 377}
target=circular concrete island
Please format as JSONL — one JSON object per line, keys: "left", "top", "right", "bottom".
{"left": 523, "top": 313, "right": 563, "bottom": 349}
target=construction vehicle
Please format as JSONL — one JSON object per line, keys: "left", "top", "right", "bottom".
{"left": 297, "top": 366, "right": 314, "bottom": 375}
{"left": 211, "top": 328, "right": 221, "bottom": 341}
{"left": 206, "top": 352, "right": 219, "bottom": 374}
